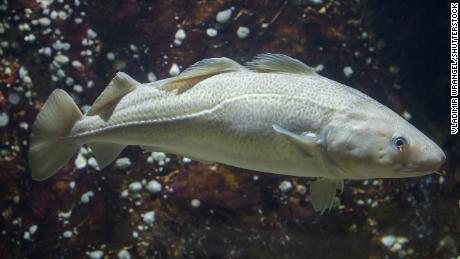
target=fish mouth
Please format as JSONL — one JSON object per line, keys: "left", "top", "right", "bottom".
{"left": 393, "top": 163, "right": 437, "bottom": 176}
{"left": 394, "top": 148, "right": 446, "bottom": 176}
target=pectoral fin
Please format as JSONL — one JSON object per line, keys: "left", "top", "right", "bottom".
{"left": 309, "top": 179, "right": 344, "bottom": 214}
{"left": 272, "top": 124, "right": 320, "bottom": 156}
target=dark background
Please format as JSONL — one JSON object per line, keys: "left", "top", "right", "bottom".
{"left": 0, "top": 0, "right": 458, "bottom": 258}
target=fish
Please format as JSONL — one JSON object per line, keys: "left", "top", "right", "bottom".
{"left": 28, "top": 53, "right": 446, "bottom": 213}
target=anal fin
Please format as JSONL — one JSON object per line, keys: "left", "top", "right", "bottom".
{"left": 89, "top": 142, "right": 126, "bottom": 169}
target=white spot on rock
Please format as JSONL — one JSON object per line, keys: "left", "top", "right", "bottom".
{"left": 58, "top": 210, "right": 72, "bottom": 221}
{"left": 216, "top": 8, "right": 233, "bottom": 23}
{"left": 115, "top": 157, "right": 131, "bottom": 169}
{"left": 174, "top": 28, "right": 186, "bottom": 45}
{"left": 74, "top": 153, "right": 87, "bottom": 169}
{"left": 7, "top": 93, "right": 20, "bottom": 105}
{"left": 87, "top": 250, "right": 104, "bottom": 259}
{"left": 128, "top": 182, "right": 142, "bottom": 193}
{"left": 13, "top": 195, "right": 20, "bottom": 204}
{"left": 54, "top": 54, "right": 70, "bottom": 65}
{"left": 23, "top": 231, "right": 31, "bottom": 240}
{"left": 87, "top": 157, "right": 100, "bottom": 170}
{"left": 182, "top": 157, "right": 192, "bottom": 163}
{"left": 29, "top": 225, "right": 38, "bottom": 235}
{"left": 36, "top": 0, "right": 54, "bottom": 8}
{"left": 313, "top": 64, "right": 324, "bottom": 73}
{"left": 191, "top": 199, "right": 201, "bottom": 208}
{"left": 152, "top": 152, "right": 166, "bottom": 162}
{"left": 117, "top": 250, "right": 131, "bottom": 259}
{"left": 343, "top": 66, "right": 353, "bottom": 78}
{"left": 146, "top": 180, "right": 162, "bottom": 194}
{"left": 80, "top": 191, "right": 94, "bottom": 204}
{"left": 402, "top": 111, "right": 412, "bottom": 120}
{"left": 278, "top": 180, "right": 293, "bottom": 193}
{"left": 236, "top": 26, "right": 250, "bottom": 39}
{"left": 169, "top": 63, "right": 180, "bottom": 76}
{"left": 38, "top": 17, "right": 51, "bottom": 27}
{"left": 73, "top": 84, "right": 84, "bottom": 94}
{"left": 106, "top": 52, "right": 115, "bottom": 61}
{"left": 71, "top": 60, "right": 82, "bottom": 68}
{"left": 147, "top": 72, "right": 157, "bottom": 82}
{"left": 38, "top": 47, "right": 51, "bottom": 57}
{"left": 120, "top": 189, "right": 129, "bottom": 198}
{"left": 296, "top": 185, "right": 307, "bottom": 195}
{"left": 141, "top": 211, "right": 155, "bottom": 225}
{"left": 175, "top": 28, "right": 186, "bottom": 40}
{"left": 0, "top": 113, "right": 9, "bottom": 127}
{"left": 381, "top": 235, "right": 396, "bottom": 247}
{"left": 206, "top": 28, "right": 218, "bottom": 37}
{"left": 62, "top": 230, "right": 73, "bottom": 238}
{"left": 87, "top": 29, "right": 98, "bottom": 39}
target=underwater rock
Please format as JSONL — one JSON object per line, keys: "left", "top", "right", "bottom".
{"left": 146, "top": 180, "right": 162, "bottom": 194}
{"left": 216, "top": 8, "right": 233, "bottom": 23}
{"left": 0, "top": 112, "right": 8, "bottom": 127}
{"left": 236, "top": 26, "right": 250, "bottom": 39}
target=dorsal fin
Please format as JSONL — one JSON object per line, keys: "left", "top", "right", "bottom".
{"left": 246, "top": 53, "right": 318, "bottom": 76}
{"left": 87, "top": 72, "right": 140, "bottom": 116}
{"left": 160, "top": 57, "right": 246, "bottom": 93}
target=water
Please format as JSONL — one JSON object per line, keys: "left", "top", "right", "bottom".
{"left": 0, "top": 0, "right": 456, "bottom": 258}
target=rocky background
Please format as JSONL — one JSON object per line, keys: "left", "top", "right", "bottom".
{"left": 0, "top": 0, "right": 458, "bottom": 258}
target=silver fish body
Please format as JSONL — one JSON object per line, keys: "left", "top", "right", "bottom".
{"left": 74, "top": 72, "right": 350, "bottom": 178}
{"left": 29, "top": 54, "right": 446, "bottom": 213}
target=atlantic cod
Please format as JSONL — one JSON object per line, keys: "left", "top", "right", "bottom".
{"left": 28, "top": 54, "right": 446, "bottom": 213}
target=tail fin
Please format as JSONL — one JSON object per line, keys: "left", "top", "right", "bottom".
{"left": 28, "top": 89, "right": 83, "bottom": 181}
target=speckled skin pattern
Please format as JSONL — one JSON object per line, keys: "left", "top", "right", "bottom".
{"left": 70, "top": 70, "right": 441, "bottom": 179}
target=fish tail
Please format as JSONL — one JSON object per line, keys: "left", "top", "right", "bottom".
{"left": 28, "top": 89, "right": 83, "bottom": 181}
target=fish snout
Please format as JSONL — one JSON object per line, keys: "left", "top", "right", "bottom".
{"left": 433, "top": 146, "right": 446, "bottom": 168}
{"left": 415, "top": 143, "right": 446, "bottom": 172}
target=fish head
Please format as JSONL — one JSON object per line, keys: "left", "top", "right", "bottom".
{"left": 324, "top": 110, "right": 446, "bottom": 179}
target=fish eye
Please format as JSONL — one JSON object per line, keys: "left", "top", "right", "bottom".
{"left": 392, "top": 136, "right": 408, "bottom": 151}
